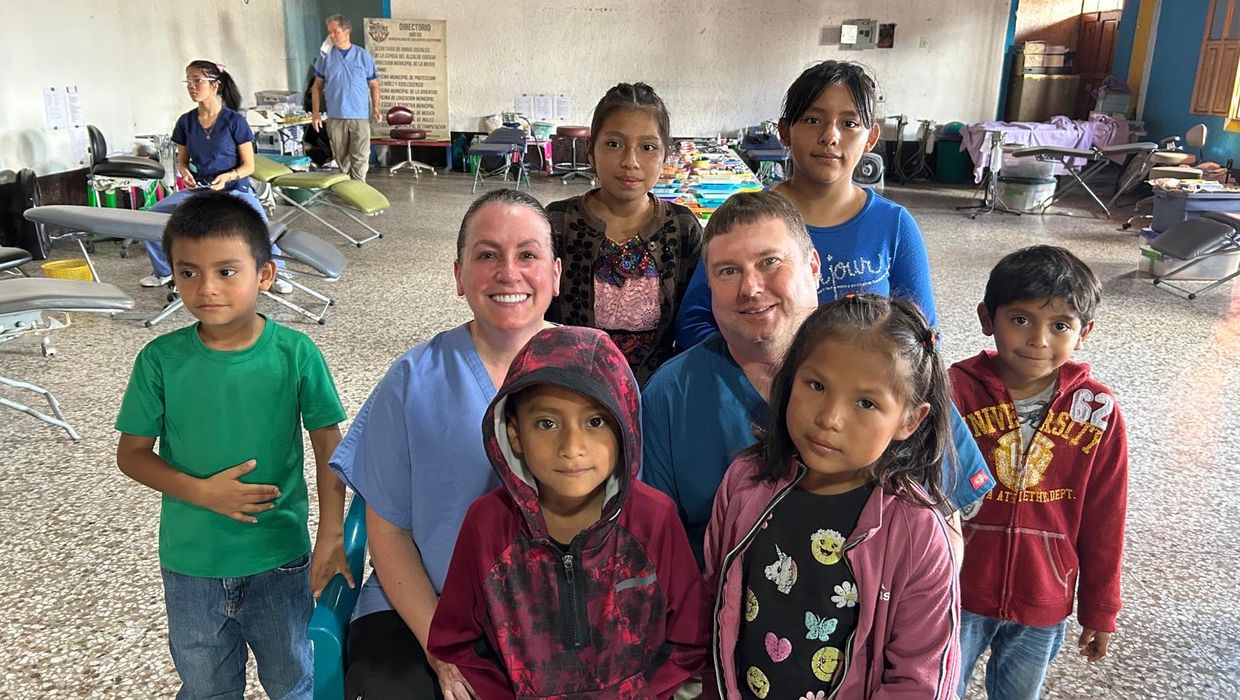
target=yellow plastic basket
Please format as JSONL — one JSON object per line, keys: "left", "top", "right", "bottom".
{"left": 41, "top": 259, "right": 94, "bottom": 282}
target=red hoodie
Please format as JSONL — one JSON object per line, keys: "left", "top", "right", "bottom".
{"left": 950, "top": 352, "right": 1128, "bottom": 632}
{"left": 428, "top": 326, "right": 709, "bottom": 699}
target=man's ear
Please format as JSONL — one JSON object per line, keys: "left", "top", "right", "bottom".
{"left": 977, "top": 303, "right": 995, "bottom": 336}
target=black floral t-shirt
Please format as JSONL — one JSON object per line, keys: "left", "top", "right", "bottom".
{"left": 736, "top": 483, "right": 873, "bottom": 699}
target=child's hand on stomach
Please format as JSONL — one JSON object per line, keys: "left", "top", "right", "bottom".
{"left": 192, "top": 459, "right": 280, "bottom": 524}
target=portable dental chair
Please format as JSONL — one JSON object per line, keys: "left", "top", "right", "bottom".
{"left": 1, "top": 246, "right": 134, "bottom": 440}
{"left": 23, "top": 206, "right": 348, "bottom": 326}
{"left": 740, "top": 124, "right": 790, "bottom": 186}
{"left": 1123, "top": 124, "right": 1209, "bottom": 230}
{"left": 1009, "top": 141, "right": 1158, "bottom": 218}
{"left": 1148, "top": 211, "right": 1240, "bottom": 299}
{"left": 250, "top": 155, "right": 391, "bottom": 248}
{"left": 468, "top": 126, "right": 531, "bottom": 193}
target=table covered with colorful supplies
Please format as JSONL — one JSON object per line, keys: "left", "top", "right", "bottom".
{"left": 653, "top": 142, "right": 764, "bottom": 219}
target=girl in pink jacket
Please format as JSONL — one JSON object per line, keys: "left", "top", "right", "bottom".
{"left": 704, "top": 294, "right": 961, "bottom": 700}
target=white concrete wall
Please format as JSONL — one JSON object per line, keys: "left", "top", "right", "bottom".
{"left": 3, "top": 0, "right": 1012, "bottom": 174}
{"left": 388, "top": 0, "right": 1012, "bottom": 134}
{"left": 2, "top": 1, "right": 289, "bottom": 174}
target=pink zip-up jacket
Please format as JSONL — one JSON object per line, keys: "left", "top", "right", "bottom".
{"left": 703, "top": 454, "right": 960, "bottom": 699}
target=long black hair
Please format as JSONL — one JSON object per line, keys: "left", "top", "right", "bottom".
{"left": 751, "top": 294, "right": 953, "bottom": 510}
{"left": 186, "top": 60, "right": 243, "bottom": 112}
{"left": 780, "top": 60, "right": 879, "bottom": 129}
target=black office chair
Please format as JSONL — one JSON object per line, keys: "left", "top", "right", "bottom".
{"left": 86, "top": 125, "right": 165, "bottom": 180}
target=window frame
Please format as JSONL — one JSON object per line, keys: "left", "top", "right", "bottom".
{"left": 1192, "top": 0, "right": 1240, "bottom": 117}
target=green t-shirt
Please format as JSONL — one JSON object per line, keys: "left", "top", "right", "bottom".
{"left": 116, "top": 317, "right": 346, "bottom": 578}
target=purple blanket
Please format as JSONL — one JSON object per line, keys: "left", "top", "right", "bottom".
{"left": 960, "top": 114, "right": 1130, "bottom": 182}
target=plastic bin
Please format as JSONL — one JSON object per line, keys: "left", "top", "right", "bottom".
{"left": 1151, "top": 189, "right": 1240, "bottom": 233}
{"left": 1001, "top": 155, "right": 1055, "bottom": 180}
{"left": 934, "top": 122, "right": 972, "bottom": 184}
{"left": 42, "top": 259, "right": 94, "bottom": 281}
{"left": 1139, "top": 246, "right": 1240, "bottom": 280}
{"left": 1136, "top": 227, "right": 1240, "bottom": 280}
{"left": 997, "top": 176, "right": 1056, "bottom": 211}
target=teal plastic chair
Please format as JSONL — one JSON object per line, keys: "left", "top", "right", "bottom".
{"left": 311, "top": 494, "right": 367, "bottom": 700}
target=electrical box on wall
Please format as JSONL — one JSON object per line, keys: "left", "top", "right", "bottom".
{"left": 841, "top": 19, "right": 877, "bottom": 49}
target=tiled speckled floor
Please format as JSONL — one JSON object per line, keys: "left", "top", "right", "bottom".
{"left": 1, "top": 172, "right": 1237, "bottom": 699}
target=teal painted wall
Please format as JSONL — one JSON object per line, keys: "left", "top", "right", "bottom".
{"left": 1140, "top": 0, "right": 1237, "bottom": 163}
{"left": 283, "top": 0, "right": 384, "bottom": 91}
{"left": 1111, "top": 0, "right": 1142, "bottom": 82}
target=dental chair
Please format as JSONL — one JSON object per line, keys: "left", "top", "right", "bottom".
{"left": 87, "top": 125, "right": 167, "bottom": 209}
{"left": 1122, "top": 124, "right": 1209, "bottom": 230}
{"left": 1, "top": 247, "right": 134, "bottom": 440}
{"left": 250, "top": 155, "right": 391, "bottom": 248}
{"left": 740, "top": 125, "right": 791, "bottom": 186}
{"left": 310, "top": 493, "right": 367, "bottom": 700}
{"left": 468, "top": 126, "right": 530, "bottom": 194}
{"left": 23, "top": 206, "right": 348, "bottom": 326}
{"left": 1009, "top": 141, "right": 1158, "bottom": 218}
{"left": 1148, "top": 211, "right": 1240, "bottom": 299}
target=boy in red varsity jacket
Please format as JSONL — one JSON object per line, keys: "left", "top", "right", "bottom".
{"left": 428, "top": 326, "right": 708, "bottom": 699}
{"left": 951, "top": 246, "right": 1128, "bottom": 699}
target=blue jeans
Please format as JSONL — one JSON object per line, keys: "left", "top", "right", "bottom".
{"left": 957, "top": 610, "right": 1067, "bottom": 700}
{"left": 145, "top": 188, "right": 283, "bottom": 277}
{"left": 161, "top": 553, "right": 313, "bottom": 700}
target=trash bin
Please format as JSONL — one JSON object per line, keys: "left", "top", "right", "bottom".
{"left": 935, "top": 122, "right": 973, "bottom": 184}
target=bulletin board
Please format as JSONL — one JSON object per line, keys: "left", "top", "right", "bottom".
{"left": 365, "top": 18, "right": 449, "bottom": 141}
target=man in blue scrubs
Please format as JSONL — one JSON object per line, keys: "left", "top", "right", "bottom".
{"left": 311, "top": 14, "right": 381, "bottom": 180}
{"left": 641, "top": 191, "right": 995, "bottom": 568}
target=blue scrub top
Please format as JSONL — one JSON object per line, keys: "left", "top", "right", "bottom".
{"left": 329, "top": 324, "right": 501, "bottom": 620}
{"left": 171, "top": 108, "right": 256, "bottom": 193}
{"left": 313, "top": 45, "right": 378, "bottom": 119}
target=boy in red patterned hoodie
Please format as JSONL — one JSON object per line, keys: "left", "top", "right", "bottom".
{"left": 429, "top": 326, "right": 708, "bottom": 699}
{"left": 951, "top": 246, "right": 1128, "bottom": 699}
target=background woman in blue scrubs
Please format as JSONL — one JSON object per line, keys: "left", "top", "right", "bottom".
{"left": 141, "top": 60, "right": 289, "bottom": 294}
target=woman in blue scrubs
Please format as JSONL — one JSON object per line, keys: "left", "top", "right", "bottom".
{"left": 142, "top": 60, "right": 289, "bottom": 294}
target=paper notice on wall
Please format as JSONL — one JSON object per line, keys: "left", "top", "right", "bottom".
{"left": 554, "top": 95, "right": 571, "bottom": 122}
{"left": 66, "top": 86, "right": 84, "bottom": 127}
{"left": 365, "top": 17, "right": 450, "bottom": 140}
{"left": 515, "top": 94, "right": 533, "bottom": 117}
{"left": 68, "top": 126, "right": 89, "bottom": 165}
{"left": 533, "top": 94, "right": 553, "bottom": 121}
{"left": 43, "top": 87, "right": 69, "bottom": 130}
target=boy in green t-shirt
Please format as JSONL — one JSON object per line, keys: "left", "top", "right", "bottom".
{"left": 116, "top": 191, "right": 352, "bottom": 699}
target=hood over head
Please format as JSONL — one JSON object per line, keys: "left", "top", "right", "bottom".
{"left": 482, "top": 326, "right": 641, "bottom": 543}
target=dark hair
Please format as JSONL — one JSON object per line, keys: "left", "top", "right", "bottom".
{"left": 753, "top": 294, "right": 953, "bottom": 510}
{"left": 780, "top": 60, "right": 879, "bottom": 129}
{"left": 702, "top": 190, "right": 813, "bottom": 261}
{"left": 162, "top": 190, "right": 272, "bottom": 268}
{"left": 588, "top": 82, "right": 672, "bottom": 157}
{"left": 455, "top": 188, "right": 552, "bottom": 261}
{"left": 983, "top": 245, "right": 1102, "bottom": 324}
{"left": 186, "top": 60, "right": 243, "bottom": 112}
